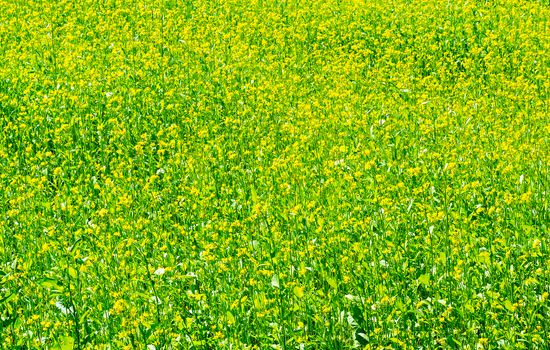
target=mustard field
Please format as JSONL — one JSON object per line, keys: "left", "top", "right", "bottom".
{"left": 0, "top": 0, "right": 548, "bottom": 348}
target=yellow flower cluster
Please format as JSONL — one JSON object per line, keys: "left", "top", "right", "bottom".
{"left": 0, "top": 0, "right": 548, "bottom": 348}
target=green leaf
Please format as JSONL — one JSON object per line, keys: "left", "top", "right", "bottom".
{"left": 226, "top": 311, "right": 235, "bottom": 325}
{"left": 38, "top": 278, "right": 64, "bottom": 294}
{"left": 293, "top": 286, "right": 304, "bottom": 299}
{"left": 504, "top": 300, "right": 514, "bottom": 312}
{"left": 250, "top": 186, "right": 258, "bottom": 202}
{"left": 254, "top": 293, "right": 266, "bottom": 309}
{"left": 355, "top": 329, "right": 368, "bottom": 346}
{"left": 271, "top": 274, "right": 279, "bottom": 288}
{"left": 418, "top": 274, "right": 430, "bottom": 286}
{"left": 59, "top": 336, "right": 74, "bottom": 350}
{"left": 326, "top": 277, "right": 337, "bottom": 289}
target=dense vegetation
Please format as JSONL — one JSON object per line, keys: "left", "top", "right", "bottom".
{"left": 0, "top": 0, "right": 548, "bottom": 348}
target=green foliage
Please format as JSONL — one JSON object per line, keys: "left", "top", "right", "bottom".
{"left": 0, "top": 0, "right": 548, "bottom": 348}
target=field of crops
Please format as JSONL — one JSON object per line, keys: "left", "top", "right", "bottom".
{"left": 0, "top": 0, "right": 548, "bottom": 348}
